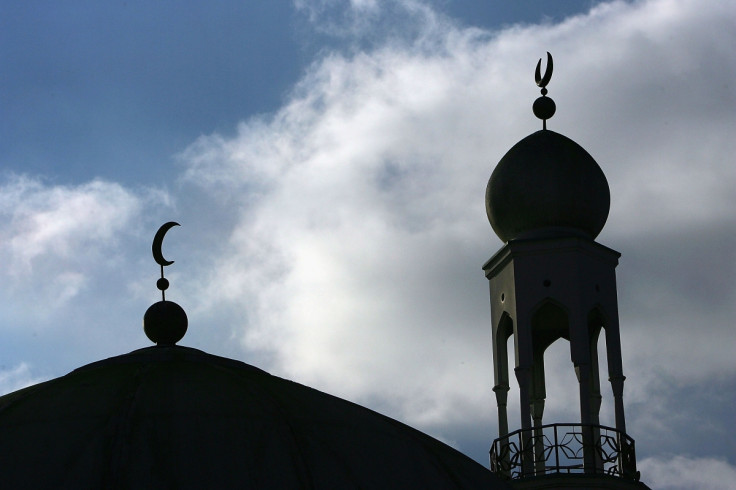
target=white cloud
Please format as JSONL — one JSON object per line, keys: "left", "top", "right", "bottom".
{"left": 292, "top": 0, "right": 455, "bottom": 46}
{"left": 639, "top": 455, "right": 736, "bottom": 490}
{"left": 0, "top": 175, "right": 169, "bottom": 316}
{"left": 178, "top": 0, "right": 736, "bottom": 455}
{"left": 0, "top": 175, "right": 141, "bottom": 273}
{"left": 0, "top": 363, "right": 44, "bottom": 396}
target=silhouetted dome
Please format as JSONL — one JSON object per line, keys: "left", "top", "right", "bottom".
{"left": 486, "top": 130, "right": 610, "bottom": 242}
{"left": 0, "top": 345, "right": 508, "bottom": 489}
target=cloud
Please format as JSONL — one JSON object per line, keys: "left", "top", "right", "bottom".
{"left": 0, "top": 174, "right": 170, "bottom": 317}
{"left": 178, "top": 0, "right": 736, "bottom": 462}
{"left": 1, "top": 176, "right": 140, "bottom": 271}
{"left": 0, "top": 363, "right": 44, "bottom": 396}
{"left": 639, "top": 455, "right": 736, "bottom": 490}
{"left": 294, "top": 0, "right": 456, "bottom": 52}
{"left": 0, "top": 174, "right": 183, "bottom": 383}
{"left": 181, "top": 28, "right": 503, "bottom": 428}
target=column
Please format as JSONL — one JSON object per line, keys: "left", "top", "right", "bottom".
{"left": 493, "top": 384, "right": 510, "bottom": 437}
{"left": 515, "top": 366, "right": 533, "bottom": 477}
{"left": 609, "top": 375, "right": 627, "bottom": 434}
{"left": 576, "top": 363, "right": 596, "bottom": 474}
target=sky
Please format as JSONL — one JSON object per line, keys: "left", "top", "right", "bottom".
{"left": 1, "top": 1, "right": 735, "bottom": 488}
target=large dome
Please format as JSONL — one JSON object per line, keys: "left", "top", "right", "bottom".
{"left": 486, "top": 130, "right": 610, "bottom": 242}
{"left": 0, "top": 345, "right": 508, "bottom": 489}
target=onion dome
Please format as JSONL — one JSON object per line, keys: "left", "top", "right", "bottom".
{"left": 0, "top": 346, "right": 507, "bottom": 488}
{"left": 485, "top": 53, "right": 610, "bottom": 242}
{"left": 486, "top": 130, "right": 610, "bottom": 242}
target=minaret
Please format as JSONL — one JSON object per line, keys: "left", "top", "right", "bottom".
{"left": 484, "top": 54, "right": 649, "bottom": 489}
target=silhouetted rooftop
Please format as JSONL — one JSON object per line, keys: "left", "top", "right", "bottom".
{"left": 0, "top": 345, "right": 509, "bottom": 489}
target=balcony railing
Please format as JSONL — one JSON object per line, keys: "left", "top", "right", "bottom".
{"left": 490, "top": 423, "right": 640, "bottom": 481}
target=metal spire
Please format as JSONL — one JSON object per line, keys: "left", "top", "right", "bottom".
{"left": 533, "top": 52, "right": 556, "bottom": 129}
{"left": 144, "top": 221, "right": 188, "bottom": 346}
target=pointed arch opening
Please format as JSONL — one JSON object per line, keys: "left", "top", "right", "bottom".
{"left": 528, "top": 301, "right": 579, "bottom": 426}
{"left": 588, "top": 307, "right": 615, "bottom": 428}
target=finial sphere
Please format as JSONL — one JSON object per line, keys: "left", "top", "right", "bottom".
{"left": 144, "top": 300, "right": 188, "bottom": 345}
{"left": 533, "top": 96, "right": 556, "bottom": 121}
{"left": 156, "top": 277, "right": 170, "bottom": 291}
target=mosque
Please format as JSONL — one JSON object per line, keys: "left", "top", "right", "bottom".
{"left": 0, "top": 55, "right": 650, "bottom": 489}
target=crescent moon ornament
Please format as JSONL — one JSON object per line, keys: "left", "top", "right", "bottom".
{"left": 144, "top": 221, "right": 188, "bottom": 345}
{"left": 535, "top": 51, "right": 553, "bottom": 88}
{"left": 152, "top": 221, "right": 180, "bottom": 267}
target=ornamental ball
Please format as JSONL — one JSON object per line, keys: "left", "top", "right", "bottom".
{"left": 533, "top": 96, "right": 556, "bottom": 120}
{"left": 143, "top": 300, "right": 188, "bottom": 345}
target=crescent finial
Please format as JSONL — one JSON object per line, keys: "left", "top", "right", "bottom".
{"left": 152, "top": 221, "right": 180, "bottom": 267}
{"left": 535, "top": 52, "right": 553, "bottom": 88}
{"left": 533, "top": 52, "right": 556, "bottom": 129}
{"left": 152, "top": 221, "right": 180, "bottom": 301}
{"left": 144, "top": 221, "right": 188, "bottom": 345}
